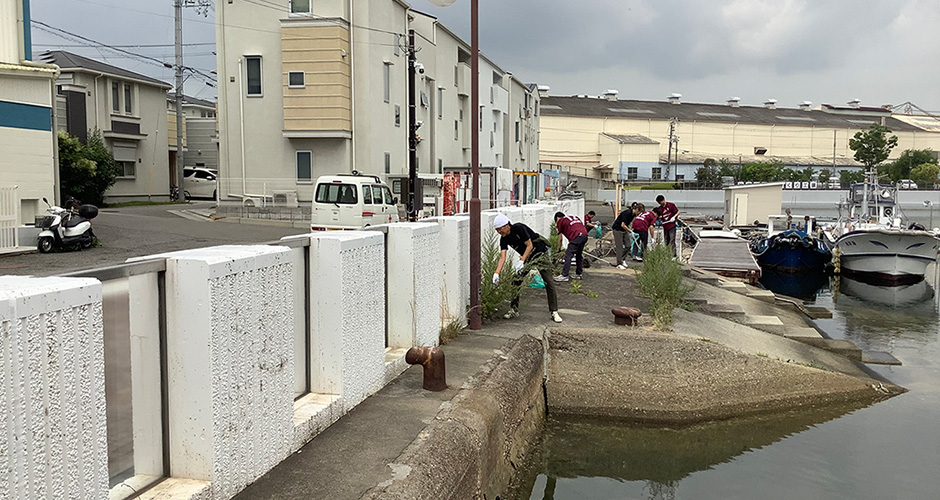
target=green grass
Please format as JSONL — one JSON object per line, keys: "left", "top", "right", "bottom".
{"left": 635, "top": 244, "right": 694, "bottom": 329}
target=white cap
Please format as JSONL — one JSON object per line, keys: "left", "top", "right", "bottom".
{"left": 493, "top": 213, "right": 510, "bottom": 229}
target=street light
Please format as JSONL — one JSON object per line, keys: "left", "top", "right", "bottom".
{"left": 428, "top": 0, "right": 481, "bottom": 330}
{"left": 924, "top": 200, "right": 934, "bottom": 229}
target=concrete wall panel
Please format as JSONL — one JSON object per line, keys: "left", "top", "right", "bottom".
{"left": 428, "top": 216, "right": 470, "bottom": 327}
{"left": 385, "top": 223, "right": 442, "bottom": 348}
{"left": 0, "top": 276, "right": 107, "bottom": 500}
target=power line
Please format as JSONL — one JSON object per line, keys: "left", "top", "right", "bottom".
{"left": 33, "top": 42, "right": 214, "bottom": 48}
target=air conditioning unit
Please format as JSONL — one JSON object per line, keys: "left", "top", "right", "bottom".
{"left": 272, "top": 190, "right": 299, "bottom": 208}
{"left": 243, "top": 196, "right": 263, "bottom": 207}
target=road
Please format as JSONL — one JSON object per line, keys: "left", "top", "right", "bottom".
{"left": 0, "top": 202, "right": 309, "bottom": 277}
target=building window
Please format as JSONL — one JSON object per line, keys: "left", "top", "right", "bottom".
{"left": 290, "top": 0, "right": 310, "bottom": 14}
{"left": 677, "top": 174, "right": 685, "bottom": 181}
{"left": 111, "top": 82, "right": 120, "bottom": 112}
{"left": 627, "top": 167, "right": 638, "bottom": 180}
{"left": 454, "top": 120, "right": 459, "bottom": 140}
{"left": 385, "top": 152, "right": 391, "bottom": 174}
{"left": 454, "top": 65, "right": 458, "bottom": 87}
{"left": 246, "top": 56, "right": 262, "bottom": 96}
{"left": 117, "top": 160, "right": 136, "bottom": 178}
{"left": 383, "top": 62, "right": 391, "bottom": 103}
{"left": 515, "top": 121, "right": 520, "bottom": 142}
{"left": 288, "top": 71, "right": 305, "bottom": 88}
{"left": 438, "top": 159, "right": 442, "bottom": 174}
{"left": 437, "top": 88, "right": 443, "bottom": 119}
{"left": 123, "top": 83, "right": 132, "bottom": 114}
{"left": 395, "top": 105, "right": 401, "bottom": 127}
{"left": 652, "top": 167, "right": 662, "bottom": 180}
{"left": 296, "top": 151, "right": 312, "bottom": 182}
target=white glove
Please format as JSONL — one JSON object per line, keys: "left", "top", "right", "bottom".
{"left": 492, "top": 273, "right": 500, "bottom": 286}
{"left": 513, "top": 260, "right": 525, "bottom": 272}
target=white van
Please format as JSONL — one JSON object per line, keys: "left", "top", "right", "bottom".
{"left": 310, "top": 173, "right": 398, "bottom": 230}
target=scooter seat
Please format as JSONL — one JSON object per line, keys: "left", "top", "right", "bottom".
{"left": 63, "top": 216, "right": 87, "bottom": 228}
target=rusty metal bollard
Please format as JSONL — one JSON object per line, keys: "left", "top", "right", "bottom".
{"left": 612, "top": 306, "right": 642, "bottom": 326}
{"left": 405, "top": 346, "right": 447, "bottom": 391}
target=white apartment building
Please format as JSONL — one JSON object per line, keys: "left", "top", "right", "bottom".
{"left": 0, "top": 0, "right": 59, "bottom": 234}
{"left": 215, "top": 0, "right": 540, "bottom": 205}
{"left": 40, "top": 51, "right": 173, "bottom": 202}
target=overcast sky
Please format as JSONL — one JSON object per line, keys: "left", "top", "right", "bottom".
{"left": 29, "top": 0, "right": 940, "bottom": 111}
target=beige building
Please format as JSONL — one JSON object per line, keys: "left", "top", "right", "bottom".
{"left": 168, "top": 94, "right": 219, "bottom": 173}
{"left": 40, "top": 51, "right": 172, "bottom": 202}
{"left": 539, "top": 91, "right": 940, "bottom": 182}
{"left": 215, "top": 0, "right": 540, "bottom": 205}
{"left": 0, "top": 0, "right": 59, "bottom": 234}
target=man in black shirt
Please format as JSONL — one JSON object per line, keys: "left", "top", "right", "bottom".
{"left": 611, "top": 202, "right": 637, "bottom": 269}
{"left": 492, "top": 213, "right": 562, "bottom": 323}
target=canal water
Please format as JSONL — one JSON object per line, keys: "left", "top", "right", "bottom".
{"left": 511, "top": 264, "right": 940, "bottom": 500}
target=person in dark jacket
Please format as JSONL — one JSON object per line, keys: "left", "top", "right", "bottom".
{"left": 611, "top": 202, "right": 637, "bottom": 269}
{"left": 553, "top": 212, "right": 589, "bottom": 282}
{"left": 492, "top": 213, "right": 562, "bottom": 323}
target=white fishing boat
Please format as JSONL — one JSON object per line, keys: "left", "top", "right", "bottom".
{"left": 826, "top": 174, "right": 940, "bottom": 285}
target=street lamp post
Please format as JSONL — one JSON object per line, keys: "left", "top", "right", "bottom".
{"left": 925, "top": 200, "right": 934, "bottom": 229}
{"left": 429, "top": 0, "right": 481, "bottom": 329}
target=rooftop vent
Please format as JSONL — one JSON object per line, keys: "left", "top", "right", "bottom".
{"left": 727, "top": 97, "right": 741, "bottom": 107}
{"left": 537, "top": 85, "right": 550, "bottom": 98}
{"left": 764, "top": 99, "right": 777, "bottom": 110}
{"left": 603, "top": 89, "right": 619, "bottom": 101}
{"left": 668, "top": 93, "right": 682, "bottom": 105}
{"left": 848, "top": 98, "right": 861, "bottom": 109}
{"left": 799, "top": 101, "right": 813, "bottom": 111}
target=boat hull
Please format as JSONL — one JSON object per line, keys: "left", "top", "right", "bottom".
{"left": 752, "top": 231, "right": 832, "bottom": 273}
{"left": 835, "top": 229, "right": 940, "bottom": 285}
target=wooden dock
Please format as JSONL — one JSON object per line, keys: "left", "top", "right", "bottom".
{"left": 689, "top": 236, "right": 762, "bottom": 284}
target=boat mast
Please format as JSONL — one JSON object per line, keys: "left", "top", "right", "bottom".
{"left": 861, "top": 169, "right": 870, "bottom": 222}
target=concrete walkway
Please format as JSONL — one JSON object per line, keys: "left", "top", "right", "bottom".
{"left": 232, "top": 264, "right": 897, "bottom": 499}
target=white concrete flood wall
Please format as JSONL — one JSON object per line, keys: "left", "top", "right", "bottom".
{"left": 428, "top": 216, "right": 470, "bottom": 328}
{"left": 162, "top": 245, "right": 295, "bottom": 499}
{"left": 0, "top": 276, "right": 108, "bottom": 500}
{"left": 384, "top": 223, "right": 443, "bottom": 349}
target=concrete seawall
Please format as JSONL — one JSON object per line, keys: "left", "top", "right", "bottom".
{"left": 363, "top": 334, "right": 546, "bottom": 500}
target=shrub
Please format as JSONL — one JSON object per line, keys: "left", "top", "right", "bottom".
{"left": 58, "top": 129, "right": 121, "bottom": 205}
{"left": 635, "top": 244, "right": 694, "bottom": 328}
{"left": 480, "top": 231, "right": 528, "bottom": 320}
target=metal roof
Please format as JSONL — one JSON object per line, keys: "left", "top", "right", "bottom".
{"left": 601, "top": 133, "right": 659, "bottom": 145}
{"left": 541, "top": 95, "right": 925, "bottom": 132}
{"left": 38, "top": 51, "right": 171, "bottom": 88}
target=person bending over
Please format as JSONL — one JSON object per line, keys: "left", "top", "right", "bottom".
{"left": 492, "top": 214, "right": 562, "bottom": 323}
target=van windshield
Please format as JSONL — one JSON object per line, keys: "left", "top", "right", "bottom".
{"left": 316, "top": 183, "right": 358, "bottom": 204}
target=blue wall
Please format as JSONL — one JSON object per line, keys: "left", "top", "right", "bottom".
{"left": 0, "top": 101, "right": 52, "bottom": 131}
{"left": 23, "top": 0, "right": 31, "bottom": 60}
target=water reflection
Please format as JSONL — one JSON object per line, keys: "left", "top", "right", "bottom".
{"left": 513, "top": 403, "right": 873, "bottom": 500}
{"left": 838, "top": 277, "right": 935, "bottom": 307}
{"left": 758, "top": 270, "right": 830, "bottom": 301}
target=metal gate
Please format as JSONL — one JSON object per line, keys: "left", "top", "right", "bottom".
{"left": 0, "top": 186, "right": 19, "bottom": 250}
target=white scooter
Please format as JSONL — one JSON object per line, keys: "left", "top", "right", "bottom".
{"left": 37, "top": 197, "right": 98, "bottom": 253}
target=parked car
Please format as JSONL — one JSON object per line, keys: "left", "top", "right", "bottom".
{"left": 311, "top": 172, "right": 398, "bottom": 230}
{"left": 898, "top": 179, "right": 918, "bottom": 190}
{"left": 183, "top": 166, "right": 217, "bottom": 199}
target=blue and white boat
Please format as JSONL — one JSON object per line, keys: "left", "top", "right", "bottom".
{"left": 750, "top": 213, "right": 832, "bottom": 273}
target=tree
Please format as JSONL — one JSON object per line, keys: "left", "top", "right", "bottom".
{"left": 741, "top": 160, "right": 785, "bottom": 182}
{"left": 58, "top": 130, "right": 121, "bottom": 205}
{"left": 910, "top": 163, "right": 940, "bottom": 189}
{"left": 718, "top": 158, "right": 742, "bottom": 183}
{"left": 882, "top": 149, "right": 938, "bottom": 182}
{"left": 695, "top": 158, "right": 721, "bottom": 187}
{"left": 849, "top": 123, "right": 898, "bottom": 173}
{"left": 818, "top": 168, "right": 832, "bottom": 185}
{"left": 840, "top": 170, "right": 865, "bottom": 186}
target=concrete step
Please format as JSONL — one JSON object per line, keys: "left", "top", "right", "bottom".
{"left": 700, "top": 303, "right": 745, "bottom": 318}
{"left": 862, "top": 351, "right": 902, "bottom": 366}
{"left": 742, "top": 315, "right": 786, "bottom": 335}
{"left": 684, "top": 296, "right": 709, "bottom": 306}
{"left": 784, "top": 327, "right": 824, "bottom": 340}
{"left": 745, "top": 289, "right": 776, "bottom": 303}
{"left": 803, "top": 305, "right": 833, "bottom": 319}
{"left": 718, "top": 281, "right": 748, "bottom": 292}
{"left": 793, "top": 338, "right": 862, "bottom": 360}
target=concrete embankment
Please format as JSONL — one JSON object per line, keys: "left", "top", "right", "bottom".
{"left": 362, "top": 334, "right": 546, "bottom": 500}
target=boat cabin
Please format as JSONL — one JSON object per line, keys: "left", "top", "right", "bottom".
{"left": 847, "top": 182, "right": 901, "bottom": 227}
{"left": 767, "top": 214, "right": 817, "bottom": 236}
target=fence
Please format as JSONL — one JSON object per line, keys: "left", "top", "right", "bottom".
{"left": 0, "top": 200, "right": 582, "bottom": 500}
{"left": 0, "top": 186, "right": 19, "bottom": 250}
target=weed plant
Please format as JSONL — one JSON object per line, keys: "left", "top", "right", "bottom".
{"left": 635, "top": 243, "right": 694, "bottom": 329}
{"left": 480, "top": 232, "right": 530, "bottom": 320}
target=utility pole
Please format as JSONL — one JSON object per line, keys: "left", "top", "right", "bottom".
{"left": 665, "top": 118, "right": 676, "bottom": 181}
{"left": 173, "top": 0, "right": 212, "bottom": 201}
{"left": 406, "top": 29, "right": 418, "bottom": 221}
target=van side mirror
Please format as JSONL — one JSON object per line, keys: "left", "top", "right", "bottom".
{"left": 43, "top": 197, "right": 48, "bottom": 204}
{"left": 392, "top": 197, "right": 398, "bottom": 205}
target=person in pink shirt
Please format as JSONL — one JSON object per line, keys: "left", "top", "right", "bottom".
{"left": 654, "top": 194, "right": 680, "bottom": 257}
{"left": 630, "top": 203, "right": 657, "bottom": 261}
{"left": 554, "top": 212, "right": 589, "bottom": 282}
